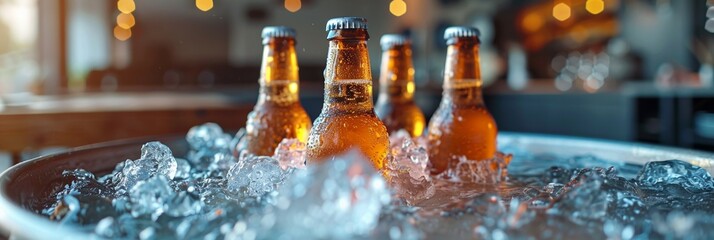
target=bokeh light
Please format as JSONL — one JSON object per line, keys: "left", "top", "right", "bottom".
{"left": 390, "top": 0, "right": 407, "bottom": 17}
{"left": 113, "top": 25, "right": 132, "bottom": 41}
{"left": 585, "top": 0, "right": 605, "bottom": 15}
{"left": 522, "top": 12, "right": 544, "bottom": 32}
{"left": 196, "top": 0, "right": 214, "bottom": 12}
{"left": 116, "top": 13, "right": 135, "bottom": 29}
{"left": 285, "top": 0, "right": 302, "bottom": 13}
{"left": 552, "top": 3, "right": 571, "bottom": 22}
{"left": 117, "top": 0, "right": 135, "bottom": 14}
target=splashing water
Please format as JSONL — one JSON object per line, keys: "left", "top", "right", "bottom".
{"left": 42, "top": 123, "right": 714, "bottom": 239}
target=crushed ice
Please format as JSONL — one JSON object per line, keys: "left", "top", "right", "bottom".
{"left": 42, "top": 123, "right": 714, "bottom": 239}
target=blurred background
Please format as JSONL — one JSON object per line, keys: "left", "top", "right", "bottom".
{"left": 0, "top": 0, "right": 713, "bottom": 168}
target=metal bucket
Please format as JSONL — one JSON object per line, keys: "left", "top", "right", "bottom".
{"left": 0, "top": 133, "right": 712, "bottom": 239}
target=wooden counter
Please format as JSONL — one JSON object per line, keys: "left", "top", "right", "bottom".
{"left": 0, "top": 91, "right": 254, "bottom": 164}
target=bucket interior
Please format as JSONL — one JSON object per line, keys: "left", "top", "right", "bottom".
{"left": 2, "top": 136, "right": 188, "bottom": 214}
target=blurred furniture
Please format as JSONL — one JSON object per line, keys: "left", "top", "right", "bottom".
{"left": 479, "top": 81, "right": 714, "bottom": 153}
{"left": 84, "top": 65, "right": 326, "bottom": 92}
{"left": 0, "top": 91, "right": 254, "bottom": 164}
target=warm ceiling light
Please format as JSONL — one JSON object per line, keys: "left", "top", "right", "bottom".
{"left": 522, "top": 12, "right": 544, "bottom": 32}
{"left": 116, "top": 13, "right": 135, "bottom": 29}
{"left": 196, "top": 0, "right": 214, "bottom": 12}
{"left": 552, "top": 2, "right": 571, "bottom": 21}
{"left": 390, "top": 0, "right": 407, "bottom": 17}
{"left": 586, "top": 0, "right": 605, "bottom": 15}
{"left": 113, "top": 25, "right": 132, "bottom": 41}
{"left": 117, "top": 0, "right": 135, "bottom": 14}
{"left": 285, "top": 0, "right": 301, "bottom": 13}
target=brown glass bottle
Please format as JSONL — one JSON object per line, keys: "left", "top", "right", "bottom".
{"left": 375, "top": 34, "right": 426, "bottom": 137}
{"left": 306, "top": 17, "right": 389, "bottom": 170}
{"left": 427, "top": 26, "right": 498, "bottom": 174}
{"left": 237, "top": 26, "right": 312, "bottom": 156}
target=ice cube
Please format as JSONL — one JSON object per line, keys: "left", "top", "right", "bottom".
{"left": 186, "top": 149, "right": 216, "bottom": 170}
{"left": 140, "top": 141, "right": 178, "bottom": 180}
{"left": 230, "top": 128, "right": 247, "bottom": 155}
{"left": 186, "top": 123, "right": 233, "bottom": 152}
{"left": 248, "top": 150, "right": 391, "bottom": 239}
{"left": 636, "top": 160, "right": 714, "bottom": 193}
{"left": 194, "top": 177, "right": 231, "bottom": 208}
{"left": 273, "top": 138, "right": 306, "bottom": 170}
{"left": 117, "top": 159, "right": 149, "bottom": 191}
{"left": 186, "top": 122, "right": 224, "bottom": 150}
{"left": 388, "top": 130, "right": 429, "bottom": 180}
{"left": 129, "top": 175, "right": 175, "bottom": 220}
{"left": 116, "top": 157, "right": 173, "bottom": 192}
{"left": 174, "top": 158, "right": 192, "bottom": 179}
{"left": 385, "top": 131, "right": 434, "bottom": 204}
{"left": 63, "top": 169, "right": 96, "bottom": 180}
{"left": 209, "top": 152, "right": 237, "bottom": 172}
{"left": 187, "top": 147, "right": 235, "bottom": 173}
{"left": 225, "top": 156, "right": 288, "bottom": 199}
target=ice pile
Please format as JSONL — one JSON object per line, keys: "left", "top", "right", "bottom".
{"left": 272, "top": 138, "right": 307, "bottom": 170}
{"left": 44, "top": 123, "right": 392, "bottom": 239}
{"left": 41, "top": 123, "right": 714, "bottom": 240}
{"left": 226, "top": 150, "right": 390, "bottom": 239}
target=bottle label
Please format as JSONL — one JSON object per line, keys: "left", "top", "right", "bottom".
{"left": 260, "top": 80, "right": 299, "bottom": 103}
{"left": 325, "top": 79, "right": 373, "bottom": 104}
{"left": 443, "top": 79, "right": 482, "bottom": 89}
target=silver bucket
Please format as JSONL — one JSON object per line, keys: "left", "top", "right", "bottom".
{"left": 0, "top": 133, "right": 712, "bottom": 239}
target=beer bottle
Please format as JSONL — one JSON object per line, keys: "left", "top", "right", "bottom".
{"left": 237, "top": 26, "right": 312, "bottom": 156}
{"left": 375, "top": 34, "right": 426, "bottom": 137}
{"left": 306, "top": 17, "right": 389, "bottom": 170}
{"left": 427, "top": 26, "right": 497, "bottom": 174}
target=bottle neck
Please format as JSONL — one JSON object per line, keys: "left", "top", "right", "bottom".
{"left": 323, "top": 29, "right": 374, "bottom": 111}
{"left": 379, "top": 45, "right": 415, "bottom": 102}
{"left": 443, "top": 38, "right": 484, "bottom": 106}
{"left": 258, "top": 37, "right": 299, "bottom": 105}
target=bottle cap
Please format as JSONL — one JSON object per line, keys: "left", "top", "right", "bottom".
{"left": 443, "top": 26, "right": 480, "bottom": 40}
{"left": 262, "top": 26, "right": 296, "bottom": 39}
{"left": 380, "top": 34, "right": 410, "bottom": 50}
{"left": 326, "top": 17, "right": 368, "bottom": 31}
